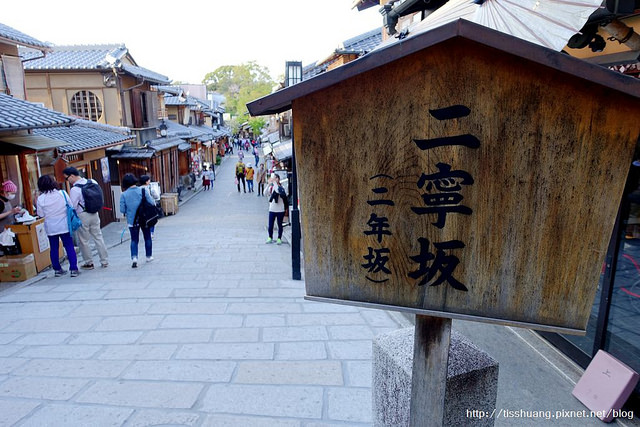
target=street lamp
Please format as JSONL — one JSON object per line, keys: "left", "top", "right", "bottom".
{"left": 285, "top": 61, "right": 303, "bottom": 88}
{"left": 285, "top": 61, "right": 303, "bottom": 280}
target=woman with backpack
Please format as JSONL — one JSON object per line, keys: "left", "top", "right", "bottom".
{"left": 36, "top": 175, "right": 80, "bottom": 277}
{"left": 119, "top": 173, "right": 156, "bottom": 268}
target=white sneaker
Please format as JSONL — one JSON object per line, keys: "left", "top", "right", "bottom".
{"left": 146, "top": 256, "right": 154, "bottom": 263}
{"left": 131, "top": 257, "right": 138, "bottom": 268}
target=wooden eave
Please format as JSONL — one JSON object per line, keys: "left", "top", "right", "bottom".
{"left": 247, "top": 19, "right": 640, "bottom": 116}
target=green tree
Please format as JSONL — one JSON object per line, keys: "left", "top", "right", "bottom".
{"left": 249, "top": 117, "right": 267, "bottom": 137}
{"left": 202, "top": 62, "right": 274, "bottom": 117}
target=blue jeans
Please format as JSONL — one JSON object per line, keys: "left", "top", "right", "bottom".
{"left": 247, "top": 180, "right": 254, "bottom": 192}
{"left": 129, "top": 225, "right": 152, "bottom": 259}
{"left": 268, "top": 211, "right": 285, "bottom": 239}
{"left": 48, "top": 233, "right": 78, "bottom": 271}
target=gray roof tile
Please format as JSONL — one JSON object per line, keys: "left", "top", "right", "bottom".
{"left": 21, "top": 45, "right": 169, "bottom": 83}
{"left": 121, "top": 63, "right": 170, "bottom": 84}
{"left": 0, "top": 93, "right": 74, "bottom": 130}
{"left": 33, "top": 119, "right": 134, "bottom": 153}
{"left": 340, "top": 28, "right": 382, "bottom": 54}
{"left": 0, "top": 22, "right": 50, "bottom": 50}
{"left": 21, "top": 44, "right": 125, "bottom": 70}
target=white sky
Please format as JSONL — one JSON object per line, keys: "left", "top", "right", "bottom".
{"left": 3, "top": 0, "right": 382, "bottom": 84}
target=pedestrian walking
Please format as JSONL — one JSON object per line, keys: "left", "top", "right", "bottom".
{"left": 63, "top": 167, "right": 109, "bottom": 269}
{"left": 202, "top": 166, "right": 211, "bottom": 190}
{"left": 235, "top": 159, "right": 247, "bottom": 193}
{"left": 139, "top": 175, "right": 160, "bottom": 239}
{"left": 119, "top": 173, "right": 155, "bottom": 268}
{"left": 238, "top": 150, "right": 244, "bottom": 161}
{"left": 36, "top": 175, "right": 79, "bottom": 277}
{"left": 246, "top": 164, "right": 255, "bottom": 193}
{"left": 266, "top": 173, "right": 287, "bottom": 245}
{"left": 253, "top": 145, "right": 260, "bottom": 166}
{"left": 256, "top": 163, "right": 267, "bottom": 197}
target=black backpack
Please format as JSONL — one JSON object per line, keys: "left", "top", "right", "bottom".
{"left": 134, "top": 188, "right": 159, "bottom": 228}
{"left": 77, "top": 180, "right": 104, "bottom": 213}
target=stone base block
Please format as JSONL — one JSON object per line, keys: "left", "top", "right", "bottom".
{"left": 373, "top": 327, "right": 499, "bottom": 426}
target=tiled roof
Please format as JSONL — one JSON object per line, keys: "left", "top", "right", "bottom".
{"left": 0, "top": 93, "right": 74, "bottom": 130}
{"left": 121, "top": 63, "right": 170, "bottom": 84}
{"left": 34, "top": 119, "right": 134, "bottom": 153}
{"left": 340, "top": 28, "right": 382, "bottom": 54}
{"left": 164, "top": 95, "right": 198, "bottom": 106}
{"left": 149, "top": 136, "right": 184, "bottom": 152}
{"left": 156, "top": 85, "right": 183, "bottom": 96}
{"left": 0, "top": 22, "right": 50, "bottom": 50}
{"left": 163, "top": 120, "right": 208, "bottom": 139}
{"left": 304, "top": 28, "right": 382, "bottom": 79}
{"left": 110, "top": 145, "right": 155, "bottom": 159}
{"left": 21, "top": 44, "right": 126, "bottom": 70}
{"left": 21, "top": 45, "right": 169, "bottom": 83}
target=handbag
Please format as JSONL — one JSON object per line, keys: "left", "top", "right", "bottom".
{"left": 62, "top": 191, "right": 82, "bottom": 232}
{"left": 134, "top": 188, "right": 159, "bottom": 229}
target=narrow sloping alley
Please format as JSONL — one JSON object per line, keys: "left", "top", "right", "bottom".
{"left": 0, "top": 153, "right": 409, "bottom": 426}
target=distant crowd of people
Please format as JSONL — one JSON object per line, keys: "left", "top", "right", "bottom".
{"left": 10, "top": 135, "right": 289, "bottom": 277}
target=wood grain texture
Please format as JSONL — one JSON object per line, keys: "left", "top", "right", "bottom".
{"left": 293, "top": 38, "right": 640, "bottom": 332}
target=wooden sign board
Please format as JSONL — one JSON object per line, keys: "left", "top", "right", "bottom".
{"left": 247, "top": 21, "right": 640, "bottom": 334}
{"left": 296, "top": 41, "right": 640, "bottom": 334}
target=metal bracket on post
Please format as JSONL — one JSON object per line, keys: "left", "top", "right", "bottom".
{"left": 409, "top": 315, "right": 452, "bottom": 427}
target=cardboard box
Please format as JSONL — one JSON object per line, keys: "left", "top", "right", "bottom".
{"left": 6, "top": 218, "right": 53, "bottom": 273}
{"left": 0, "top": 254, "right": 37, "bottom": 282}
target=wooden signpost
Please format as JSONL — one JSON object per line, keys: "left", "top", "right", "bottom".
{"left": 248, "top": 20, "right": 640, "bottom": 426}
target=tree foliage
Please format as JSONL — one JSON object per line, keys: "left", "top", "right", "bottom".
{"left": 249, "top": 117, "right": 267, "bottom": 136}
{"left": 202, "top": 62, "right": 274, "bottom": 118}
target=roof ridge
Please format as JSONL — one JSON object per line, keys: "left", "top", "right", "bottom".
{"left": 48, "top": 43, "right": 126, "bottom": 51}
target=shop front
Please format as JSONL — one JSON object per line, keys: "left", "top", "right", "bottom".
{"left": 541, "top": 145, "right": 640, "bottom": 408}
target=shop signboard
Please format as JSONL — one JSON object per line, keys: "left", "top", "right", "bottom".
{"left": 247, "top": 20, "right": 640, "bottom": 334}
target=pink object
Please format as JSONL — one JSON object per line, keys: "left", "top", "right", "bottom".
{"left": 572, "top": 350, "right": 639, "bottom": 422}
{"left": 1, "top": 180, "right": 17, "bottom": 193}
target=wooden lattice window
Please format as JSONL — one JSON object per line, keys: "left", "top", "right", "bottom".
{"left": 69, "top": 90, "right": 103, "bottom": 121}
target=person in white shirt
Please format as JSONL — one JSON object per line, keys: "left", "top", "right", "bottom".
{"left": 265, "top": 173, "right": 287, "bottom": 245}
{"left": 36, "top": 175, "right": 79, "bottom": 277}
{"left": 63, "top": 167, "right": 109, "bottom": 269}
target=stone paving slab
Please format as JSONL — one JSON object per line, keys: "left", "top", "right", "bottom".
{"left": 125, "top": 409, "right": 201, "bottom": 427}
{"left": 201, "top": 384, "right": 324, "bottom": 419}
{"left": 19, "top": 404, "right": 133, "bottom": 427}
{"left": 235, "top": 361, "right": 343, "bottom": 385}
{"left": 0, "top": 399, "right": 41, "bottom": 426}
{"left": 75, "top": 380, "right": 204, "bottom": 408}
{"left": 0, "top": 376, "right": 89, "bottom": 400}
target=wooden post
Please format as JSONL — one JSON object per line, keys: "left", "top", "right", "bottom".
{"left": 410, "top": 315, "right": 452, "bottom": 427}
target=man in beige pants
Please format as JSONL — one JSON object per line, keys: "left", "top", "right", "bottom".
{"left": 63, "top": 167, "right": 109, "bottom": 269}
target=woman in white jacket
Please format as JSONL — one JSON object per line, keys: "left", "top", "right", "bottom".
{"left": 36, "top": 175, "right": 79, "bottom": 277}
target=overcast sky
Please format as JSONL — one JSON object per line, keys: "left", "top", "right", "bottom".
{"left": 3, "top": 0, "right": 382, "bottom": 84}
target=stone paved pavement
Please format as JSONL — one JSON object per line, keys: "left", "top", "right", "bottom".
{"left": 1, "top": 152, "right": 636, "bottom": 426}
{"left": 0, "top": 153, "right": 411, "bottom": 426}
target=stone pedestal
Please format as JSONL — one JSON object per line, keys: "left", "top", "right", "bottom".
{"left": 373, "top": 327, "right": 499, "bottom": 426}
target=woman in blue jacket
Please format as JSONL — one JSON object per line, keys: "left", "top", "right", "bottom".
{"left": 119, "top": 173, "right": 156, "bottom": 268}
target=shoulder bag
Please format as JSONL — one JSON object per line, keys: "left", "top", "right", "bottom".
{"left": 62, "top": 191, "right": 82, "bottom": 232}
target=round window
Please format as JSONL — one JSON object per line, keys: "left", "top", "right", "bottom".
{"left": 69, "top": 90, "right": 103, "bottom": 121}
